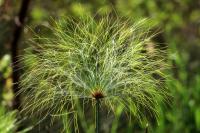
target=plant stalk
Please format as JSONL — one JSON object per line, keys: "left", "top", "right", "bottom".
{"left": 95, "top": 99, "right": 100, "bottom": 133}
{"left": 11, "top": 0, "right": 31, "bottom": 110}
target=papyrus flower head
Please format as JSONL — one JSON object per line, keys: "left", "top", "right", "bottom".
{"left": 19, "top": 16, "right": 168, "bottom": 123}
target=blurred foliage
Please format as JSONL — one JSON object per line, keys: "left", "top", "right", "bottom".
{"left": 0, "top": 55, "right": 13, "bottom": 106}
{"left": 0, "top": 105, "right": 31, "bottom": 133}
{"left": 0, "top": 105, "right": 18, "bottom": 133}
{"left": 0, "top": 0, "right": 200, "bottom": 132}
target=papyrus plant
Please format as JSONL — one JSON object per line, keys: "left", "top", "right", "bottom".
{"left": 19, "top": 16, "right": 168, "bottom": 132}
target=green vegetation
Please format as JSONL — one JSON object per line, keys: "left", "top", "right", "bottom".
{"left": 0, "top": 105, "right": 31, "bottom": 133}
{"left": 0, "top": 105, "right": 18, "bottom": 133}
{"left": 0, "top": 0, "right": 200, "bottom": 132}
{"left": 19, "top": 16, "right": 168, "bottom": 132}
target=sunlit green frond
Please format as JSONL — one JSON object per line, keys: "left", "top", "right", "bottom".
{"left": 19, "top": 16, "right": 169, "bottom": 126}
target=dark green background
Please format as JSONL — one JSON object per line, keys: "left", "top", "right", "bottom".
{"left": 0, "top": 0, "right": 200, "bottom": 132}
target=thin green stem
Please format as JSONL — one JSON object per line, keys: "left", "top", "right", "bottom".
{"left": 95, "top": 99, "right": 100, "bottom": 133}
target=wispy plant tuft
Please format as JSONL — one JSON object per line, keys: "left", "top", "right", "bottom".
{"left": 19, "top": 16, "right": 169, "bottom": 131}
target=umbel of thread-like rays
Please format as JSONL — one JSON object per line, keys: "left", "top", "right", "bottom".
{"left": 19, "top": 16, "right": 168, "bottom": 124}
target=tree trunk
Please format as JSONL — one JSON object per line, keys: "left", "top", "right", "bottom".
{"left": 11, "top": 0, "right": 31, "bottom": 110}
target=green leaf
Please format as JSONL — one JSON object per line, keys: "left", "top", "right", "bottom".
{"left": 195, "top": 108, "right": 200, "bottom": 131}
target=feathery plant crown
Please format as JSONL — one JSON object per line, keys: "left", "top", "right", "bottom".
{"left": 20, "top": 16, "right": 168, "bottom": 126}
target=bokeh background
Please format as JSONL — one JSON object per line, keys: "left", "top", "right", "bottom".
{"left": 0, "top": 0, "right": 200, "bottom": 133}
